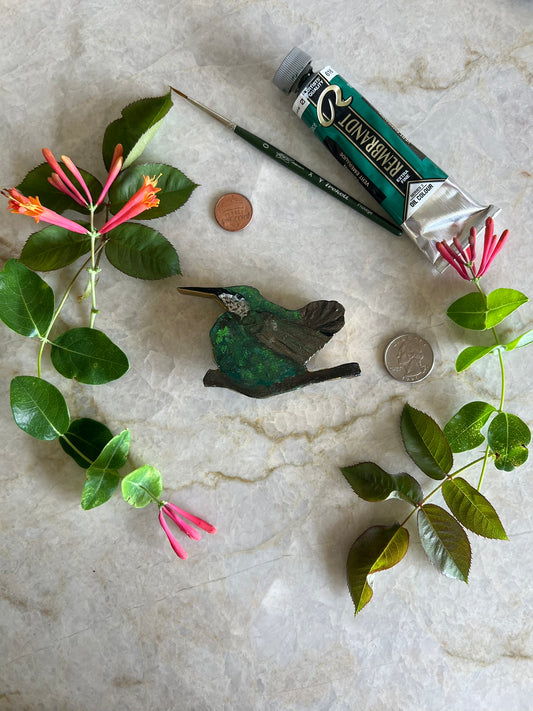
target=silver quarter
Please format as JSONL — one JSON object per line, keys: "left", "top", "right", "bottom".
{"left": 384, "top": 333, "right": 434, "bottom": 383}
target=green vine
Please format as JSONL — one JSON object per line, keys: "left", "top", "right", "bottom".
{"left": 0, "top": 92, "right": 215, "bottom": 560}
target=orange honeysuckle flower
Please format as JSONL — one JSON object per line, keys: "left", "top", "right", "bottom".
{"left": 99, "top": 174, "right": 161, "bottom": 235}
{"left": 2, "top": 188, "right": 89, "bottom": 234}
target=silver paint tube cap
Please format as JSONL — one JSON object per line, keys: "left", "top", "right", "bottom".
{"left": 273, "top": 47, "right": 313, "bottom": 94}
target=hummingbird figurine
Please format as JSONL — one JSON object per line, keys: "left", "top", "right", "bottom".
{"left": 178, "top": 285, "right": 361, "bottom": 398}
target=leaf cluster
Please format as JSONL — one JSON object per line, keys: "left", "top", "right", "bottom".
{"left": 341, "top": 280, "right": 531, "bottom": 616}
{"left": 447, "top": 287, "right": 531, "bottom": 371}
{"left": 341, "top": 404, "right": 514, "bottom": 615}
{"left": 9, "top": 378, "right": 163, "bottom": 510}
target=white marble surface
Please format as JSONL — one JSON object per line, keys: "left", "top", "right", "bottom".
{"left": 1, "top": 1, "right": 532, "bottom": 709}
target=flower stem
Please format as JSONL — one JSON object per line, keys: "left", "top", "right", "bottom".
{"left": 87, "top": 206, "right": 100, "bottom": 327}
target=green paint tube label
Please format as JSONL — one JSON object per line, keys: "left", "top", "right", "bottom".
{"left": 293, "top": 66, "right": 448, "bottom": 226}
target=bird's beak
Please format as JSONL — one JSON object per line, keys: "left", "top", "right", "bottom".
{"left": 177, "top": 286, "right": 226, "bottom": 305}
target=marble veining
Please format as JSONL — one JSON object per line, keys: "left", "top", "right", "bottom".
{"left": 1, "top": 0, "right": 532, "bottom": 709}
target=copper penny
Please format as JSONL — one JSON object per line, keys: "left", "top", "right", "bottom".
{"left": 214, "top": 193, "right": 253, "bottom": 232}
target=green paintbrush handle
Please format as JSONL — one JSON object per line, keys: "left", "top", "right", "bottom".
{"left": 234, "top": 125, "right": 403, "bottom": 236}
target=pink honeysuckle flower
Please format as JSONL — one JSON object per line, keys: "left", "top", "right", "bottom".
{"left": 96, "top": 144, "right": 124, "bottom": 206}
{"left": 42, "top": 145, "right": 124, "bottom": 209}
{"left": 158, "top": 501, "right": 216, "bottom": 560}
{"left": 42, "top": 147, "right": 90, "bottom": 207}
{"left": 476, "top": 217, "right": 509, "bottom": 277}
{"left": 99, "top": 174, "right": 161, "bottom": 235}
{"left": 2, "top": 188, "right": 89, "bottom": 234}
{"left": 436, "top": 217, "right": 509, "bottom": 280}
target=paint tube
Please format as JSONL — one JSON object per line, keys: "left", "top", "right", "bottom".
{"left": 273, "top": 48, "right": 498, "bottom": 269}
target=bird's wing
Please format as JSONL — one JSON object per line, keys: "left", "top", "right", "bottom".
{"left": 253, "top": 313, "right": 330, "bottom": 365}
{"left": 297, "top": 300, "right": 345, "bottom": 336}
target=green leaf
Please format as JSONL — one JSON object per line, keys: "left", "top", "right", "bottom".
{"left": 503, "top": 329, "right": 533, "bottom": 352}
{"left": 16, "top": 163, "right": 104, "bottom": 214}
{"left": 0, "top": 259, "right": 54, "bottom": 337}
{"left": 485, "top": 288, "right": 528, "bottom": 329}
{"left": 443, "top": 401, "right": 497, "bottom": 453}
{"left": 447, "top": 289, "right": 528, "bottom": 331}
{"left": 108, "top": 163, "right": 198, "bottom": 219}
{"left": 455, "top": 345, "right": 498, "bottom": 372}
{"left": 59, "top": 417, "right": 113, "bottom": 469}
{"left": 10, "top": 376, "right": 69, "bottom": 440}
{"left": 487, "top": 412, "right": 531, "bottom": 471}
{"left": 20, "top": 225, "right": 92, "bottom": 271}
{"left": 81, "top": 430, "right": 130, "bottom": 510}
{"left": 346, "top": 524, "right": 409, "bottom": 616}
{"left": 51, "top": 328, "right": 129, "bottom": 384}
{"left": 442, "top": 478, "right": 507, "bottom": 540}
{"left": 104, "top": 222, "right": 180, "bottom": 279}
{"left": 401, "top": 403, "right": 452, "bottom": 479}
{"left": 447, "top": 291, "right": 488, "bottom": 330}
{"left": 341, "top": 462, "right": 423, "bottom": 505}
{"left": 121, "top": 465, "right": 163, "bottom": 508}
{"left": 90, "top": 429, "right": 130, "bottom": 470}
{"left": 102, "top": 93, "right": 173, "bottom": 170}
{"left": 417, "top": 504, "right": 471, "bottom": 581}
{"left": 81, "top": 470, "right": 120, "bottom": 510}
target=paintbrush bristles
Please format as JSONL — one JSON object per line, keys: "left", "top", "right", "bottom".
{"left": 169, "top": 86, "right": 188, "bottom": 99}
{"left": 168, "top": 88, "right": 237, "bottom": 130}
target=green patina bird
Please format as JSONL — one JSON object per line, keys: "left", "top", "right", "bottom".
{"left": 178, "top": 285, "right": 361, "bottom": 398}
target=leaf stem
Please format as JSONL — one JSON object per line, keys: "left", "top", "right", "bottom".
{"left": 60, "top": 434, "right": 94, "bottom": 465}
{"left": 400, "top": 455, "right": 487, "bottom": 527}
{"left": 477, "top": 446, "right": 493, "bottom": 491}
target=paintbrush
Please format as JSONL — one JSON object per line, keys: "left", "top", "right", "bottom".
{"left": 169, "top": 86, "right": 403, "bottom": 237}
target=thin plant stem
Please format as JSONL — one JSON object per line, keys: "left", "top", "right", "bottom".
{"left": 36, "top": 241, "right": 106, "bottom": 377}
{"left": 496, "top": 345, "right": 505, "bottom": 411}
{"left": 88, "top": 206, "right": 100, "bottom": 328}
{"left": 470, "top": 279, "right": 507, "bottom": 490}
